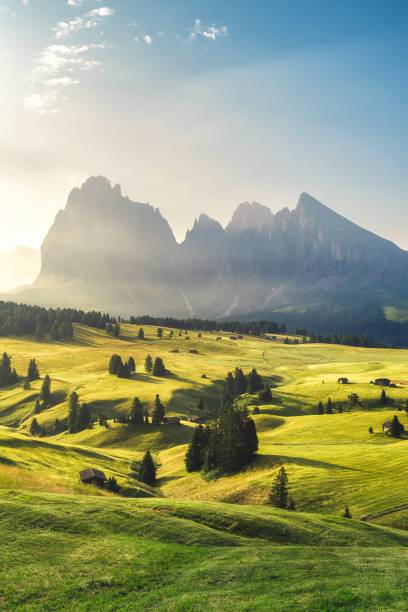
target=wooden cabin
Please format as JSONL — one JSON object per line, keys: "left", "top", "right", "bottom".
{"left": 374, "top": 378, "right": 391, "bottom": 387}
{"left": 337, "top": 377, "right": 349, "bottom": 384}
{"left": 188, "top": 416, "right": 204, "bottom": 424}
{"left": 79, "top": 468, "right": 107, "bottom": 487}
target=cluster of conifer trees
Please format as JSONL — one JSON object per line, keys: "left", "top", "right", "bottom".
{"left": 129, "top": 315, "right": 286, "bottom": 336}
{"left": 108, "top": 354, "right": 136, "bottom": 378}
{"left": 67, "top": 392, "right": 92, "bottom": 433}
{"left": 222, "top": 367, "right": 271, "bottom": 404}
{"left": 106, "top": 322, "right": 120, "bottom": 337}
{"left": 307, "top": 331, "right": 392, "bottom": 349}
{"left": 185, "top": 404, "right": 258, "bottom": 474}
{"left": 144, "top": 354, "right": 169, "bottom": 376}
{"left": 115, "top": 395, "right": 166, "bottom": 426}
{"left": 0, "top": 352, "right": 18, "bottom": 388}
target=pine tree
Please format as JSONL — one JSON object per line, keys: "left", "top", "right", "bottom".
{"left": 234, "top": 367, "right": 247, "bottom": 395}
{"left": 77, "top": 403, "right": 91, "bottom": 431}
{"left": 30, "top": 418, "right": 41, "bottom": 436}
{"left": 152, "top": 357, "right": 166, "bottom": 376}
{"left": 152, "top": 394, "right": 165, "bottom": 425}
{"left": 113, "top": 323, "right": 120, "bottom": 337}
{"left": 108, "top": 354, "right": 122, "bottom": 375}
{"left": 68, "top": 391, "right": 79, "bottom": 433}
{"left": 138, "top": 328, "right": 144, "bottom": 339}
{"left": 223, "top": 372, "right": 236, "bottom": 405}
{"left": 0, "top": 352, "right": 14, "bottom": 388}
{"left": 326, "top": 398, "right": 333, "bottom": 414}
{"left": 268, "top": 466, "right": 289, "bottom": 509}
{"left": 381, "top": 389, "right": 388, "bottom": 405}
{"left": 106, "top": 476, "right": 120, "bottom": 492}
{"left": 157, "top": 328, "right": 163, "bottom": 338}
{"left": 185, "top": 425, "right": 205, "bottom": 472}
{"left": 139, "top": 450, "right": 156, "bottom": 485}
{"left": 145, "top": 354, "right": 153, "bottom": 373}
{"left": 343, "top": 505, "right": 352, "bottom": 519}
{"left": 34, "top": 399, "right": 41, "bottom": 414}
{"left": 317, "top": 401, "right": 324, "bottom": 414}
{"left": 368, "top": 426, "right": 373, "bottom": 434}
{"left": 247, "top": 368, "right": 263, "bottom": 394}
{"left": 128, "top": 356, "right": 135, "bottom": 373}
{"left": 129, "top": 397, "right": 144, "bottom": 425}
{"left": 50, "top": 321, "right": 60, "bottom": 341}
{"left": 35, "top": 322, "right": 46, "bottom": 341}
{"left": 40, "top": 375, "right": 51, "bottom": 405}
{"left": 391, "top": 414, "right": 403, "bottom": 438}
{"left": 259, "top": 384, "right": 272, "bottom": 403}
{"left": 118, "top": 362, "right": 130, "bottom": 378}
{"left": 28, "top": 359, "right": 40, "bottom": 381}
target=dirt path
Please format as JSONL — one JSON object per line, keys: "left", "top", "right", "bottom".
{"left": 360, "top": 503, "right": 408, "bottom": 522}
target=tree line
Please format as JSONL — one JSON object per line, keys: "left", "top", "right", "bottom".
{"left": 129, "top": 315, "right": 286, "bottom": 336}
{"left": 108, "top": 354, "right": 170, "bottom": 378}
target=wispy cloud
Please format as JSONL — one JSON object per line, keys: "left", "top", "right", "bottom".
{"left": 187, "top": 19, "right": 228, "bottom": 43}
{"left": 143, "top": 34, "right": 152, "bottom": 46}
{"left": 0, "top": 5, "right": 16, "bottom": 16}
{"left": 53, "top": 6, "right": 113, "bottom": 39}
{"left": 25, "top": 3, "right": 113, "bottom": 114}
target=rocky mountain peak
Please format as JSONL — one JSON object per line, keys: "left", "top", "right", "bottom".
{"left": 227, "top": 201, "right": 275, "bottom": 233}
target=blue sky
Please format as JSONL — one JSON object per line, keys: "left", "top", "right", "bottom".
{"left": 1, "top": 0, "right": 407, "bottom": 249}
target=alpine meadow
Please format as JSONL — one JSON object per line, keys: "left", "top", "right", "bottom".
{"left": 2, "top": 1, "right": 408, "bottom": 611}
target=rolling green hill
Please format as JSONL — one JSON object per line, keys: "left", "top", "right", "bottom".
{"left": 2, "top": 323, "right": 408, "bottom": 609}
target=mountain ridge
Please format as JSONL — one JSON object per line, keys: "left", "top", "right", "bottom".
{"left": 8, "top": 176, "right": 408, "bottom": 344}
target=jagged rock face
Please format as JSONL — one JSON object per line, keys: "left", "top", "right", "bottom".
{"left": 18, "top": 176, "right": 408, "bottom": 340}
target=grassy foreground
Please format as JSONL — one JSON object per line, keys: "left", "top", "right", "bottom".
{"left": 1, "top": 490, "right": 408, "bottom": 611}
{"left": 2, "top": 324, "right": 408, "bottom": 609}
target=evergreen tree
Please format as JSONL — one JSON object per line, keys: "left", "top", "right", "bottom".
{"left": 268, "top": 465, "right": 289, "bottom": 509}
{"left": 234, "top": 367, "right": 248, "bottom": 395}
{"left": 106, "top": 476, "right": 120, "bottom": 492}
{"left": 113, "top": 323, "right": 120, "bottom": 337}
{"left": 157, "top": 327, "right": 163, "bottom": 338}
{"left": 185, "top": 425, "right": 205, "bottom": 472}
{"left": 139, "top": 450, "right": 156, "bottom": 485}
{"left": 289, "top": 499, "right": 296, "bottom": 511}
{"left": 326, "top": 398, "right": 333, "bottom": 414}
{"left": 152, "top": 394, "right": 165, "bottom": 425}
{"left": 258, "top": 384, "right": 272, "bottom": 403}
{"left": 118, "top": 362, "right": 130, "bottom": 378}
{"left": 197, "top": 397, "right": 204, "bottom": 411}
{"left": 247, "top": 368, "right": 263, "bottom": 394}
{"left": 391, "top": 414, "right": 404, "bottom": 438}
{"left": 145, "top": 354, "right": 153, "bottom": 373}
{"left": 152, "top": 357, "right": 166, "bottom": 376}
{"left": 138, "top": 328, "right": 144, "bottom": 339}
{"left": 368, "top": 426, "right": 373, "bottom": 434}
{"left": 343, "top": 505, "right": 352, "bottom": 519}
{"left": 128, "top": 356, "right": 135, "bottom": 373}
{"left": 0, "top": 352, "right": 16, "bottom": 388}
{"left": 50, "top": 321, "right": 60, "bottom": 341}
{"left": 317, "top": 401, "right": 324, "bottom": 414}
{"left": 68, "top": 391, "right": 79, "bottom": 433}
{"left": 129, "top": 397, "right": 144, "bottom": 425}
{"left": 27, "top": 359, "right": 40, "bottom": 381}
{"left": 35, "top": 322, "right": 46, "bottom": 341}
{"left": 108, "top": 354, "right": 123, "bottom": 375}
{"left": 381, "top": 389, "right": 388, "bottom": 405}
{"left": 23, "top": 377, "right": 31, "bottom": 390}
{"left": 77, "top": 403, "right": 91, "bottom": 431}
{"left": 34, "top": 399, "right": 41, "bottom": 414}
{"left": 30, "top": 417, "right": 41, "bottom": 436}
{"left": 40, "top": 375, "right": 51, "bottom": 405}
{"left": 222, "top": 371, "right": 236, "bottom": 405}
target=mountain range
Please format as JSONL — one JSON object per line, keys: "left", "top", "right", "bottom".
{"left": 8, "top": 176, "right": 408, "bottom": 344}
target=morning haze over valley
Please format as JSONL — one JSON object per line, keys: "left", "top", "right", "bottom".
{"left": 1, "top": 1, "right": 408, "bottom": 611}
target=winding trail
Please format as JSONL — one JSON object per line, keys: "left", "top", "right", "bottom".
{"left": 360, "top": 503, "right": 408, "bottom": 522}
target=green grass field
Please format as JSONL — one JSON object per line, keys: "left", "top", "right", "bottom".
{"left": 1, "top": 323, "right": 408, "bottom": 609}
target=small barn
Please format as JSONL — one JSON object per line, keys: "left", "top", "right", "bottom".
{"left": 188, "top": 416, "right": 204, "bottom": 424}
{"left": 164, "top": 416, "right": 181, "bottom": 425}
{"left": 374, "top": 378, "right": 391, "bottom": 387}
{"left": 79, "top": 468, "right": 107, "bottom": 487}
{"left": 383, "top": 421, "right": 392, "bottom": 433}
{"left": 337, "top": 377, "right": 349, "bottom": 384}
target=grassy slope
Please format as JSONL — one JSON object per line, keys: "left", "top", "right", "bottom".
{"left": 1, "top": 324, "right": 408, "bottom": 517}
{"left": 2, "top": 491, "right": 408, "bottom": 611}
